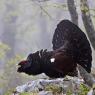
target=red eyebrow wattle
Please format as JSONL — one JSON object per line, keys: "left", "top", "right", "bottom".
{"left": 19, "top": 60, "right": 27, "bottom": 65}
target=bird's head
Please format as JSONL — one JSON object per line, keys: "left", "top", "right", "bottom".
{"left": 17, "top": 51, "right": 41, "bottom": 75}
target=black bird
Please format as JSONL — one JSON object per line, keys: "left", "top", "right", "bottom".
{"left": 17, "top": 20, "right": 92, "bottom": 78}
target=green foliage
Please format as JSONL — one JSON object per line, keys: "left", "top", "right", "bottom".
{"left": 20, "top": 92, "right": 38, "bottom": 95}
{"left": 45, "top": 84, "right": 62, "bottom": 94}
{"left": 4, "top": 54, "right": 23, "bottom": 77}
{"left": 0, "top": 42, "right": 10, "bottom": 59}
{"left": 4, "top": 83, "right": 91, "bottom": 95}
{"left": 81, "top": 6, "right": 89, "bottom": 13}
{"left": 5, "top": 91, "right": 38, "bottom": 95}
{"left": 7, "top": 54, "right": 23, "bottom": 66}
{"left": 66, "top": 89, "right": 72, "bottom": 95}
{"left": 78, "top": 83, "right": 90, "bottom": 95}
{"left": 4, "top": 89, "right": 14, "bottom": 95}
{"left": 0, "top": 54, "right": 24, "bottom": 90}
{"left": 0, "top": 42, "right": 11, "bottom": 87}
{"left": 46, "top": 3, "right": 67, "bottom": 10}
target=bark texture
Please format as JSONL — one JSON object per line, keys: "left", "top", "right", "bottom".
{"left": 67, "top": 0, "right": 78, "bottom": 25}
{"left": 80, "top": 0, "right": 95, "bottom": 50}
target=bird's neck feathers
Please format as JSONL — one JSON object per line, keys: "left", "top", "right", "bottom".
{"left": 37, "top": 49, "right": 53, "bottom": 73}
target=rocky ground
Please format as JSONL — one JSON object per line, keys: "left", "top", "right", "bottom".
{"left": 11, "top": 76, "right": 95, "bottom": 95}
{"left": 6, "top": 65, "right": 95, "bottom": 95}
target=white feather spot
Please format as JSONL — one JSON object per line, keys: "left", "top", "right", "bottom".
{"left": 39, "top": 52, "right": 41, "bottom": 58}
{"left": 50, "top": 58, "right": 55, "bottom": 63}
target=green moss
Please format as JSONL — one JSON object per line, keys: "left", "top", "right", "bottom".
{"left": 5, "top": 91, "right": 38, "bottom": 95}
{"left": 78, "top": 83, "right": 90, "bottom": 95}
{"left": 0, "top": 42, "right": 10, "bottom": 59}
{"left": 4, "top": 89, "right": 14, "bottom": 95}
{"left": 66, "top": 89, "right": 73, "bottom": 95}
{"left": 20, "top": 92, "right": 38, "bottom": 95}
{"left": 4, "top": 82, "right": 91, "bottom": 95}
{"left": 45, "top": 84, "right": 62, "bottom": 94}
{"left": 81, "top": 6, "right": 89, "bottom": 13}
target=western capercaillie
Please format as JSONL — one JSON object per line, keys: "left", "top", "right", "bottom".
{"left": 17, "top": 20, "right": 92, "bottom": 78}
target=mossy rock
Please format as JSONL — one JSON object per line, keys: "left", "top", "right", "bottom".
{"left": 66, "top": 89, "right": 73, "bottom": 95}
{"left": 45, "top": 84, "right": 63, "bottom": 94}
{"left": 20, "top": 92, "right": 38, "bottom": 95}
{"left": 78, "top": 83, "right": 90, "bottom": 95}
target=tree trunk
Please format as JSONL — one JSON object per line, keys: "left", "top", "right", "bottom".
{"left": 77, "top": 64, "right": 94, "bottom": 87}
{"left": 67, "top": 0, "right": 78, "bottom": 25}
{"left": 80, "top": 0, "right": 95, "bottom": 50}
